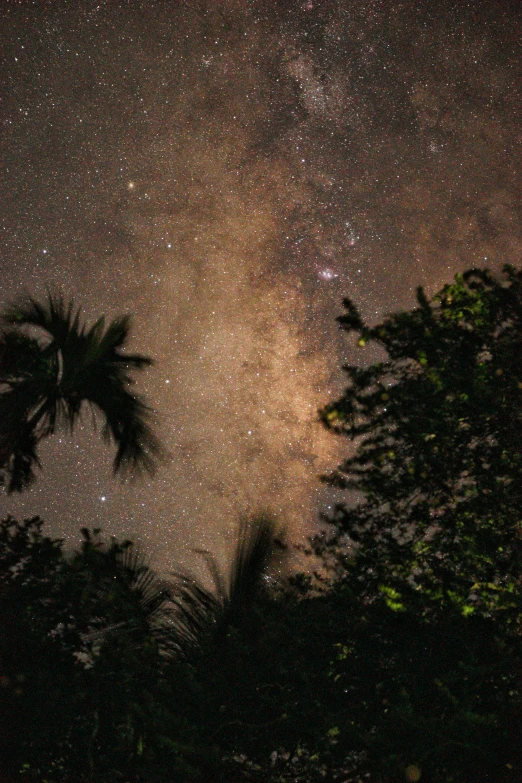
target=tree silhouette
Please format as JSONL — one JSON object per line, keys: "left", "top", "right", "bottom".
{"left": 0, "top": 294, "right": 162, "bottom": 491}
{"left": 0, "top": 518, "right": 197, "bottom": 780}
{"left": 0, "top": 515, "right": 283, "bottom": 782}
{"left": 170, "top": 514, "right": 278, "bottom": 657}
{"left": 321, "top": 264, "right": 522, "bottom": 619}
{"left": 314, "top": 265, "right": 522, "bottom": 781}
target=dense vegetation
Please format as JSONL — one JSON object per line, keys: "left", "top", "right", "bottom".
{"left": 1, "top": 266, "right": 521, "bottom": 782}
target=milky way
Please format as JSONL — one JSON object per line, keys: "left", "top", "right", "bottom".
{"left": 1, "top": 0, "right": 520, "bottom": 575}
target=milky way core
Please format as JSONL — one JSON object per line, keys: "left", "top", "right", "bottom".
{"left": 1, "top": 1, "right": 520, "bottom": 574}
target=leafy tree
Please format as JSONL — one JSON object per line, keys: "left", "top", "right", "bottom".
{"left": 0, "top": 516, "right": 283, "bottom": 782}
{"left": 0, "top": 295, "right": 162, "bottom": 492}
{"left": 315, "top": 265, "right": 522, "bottom": 781}
{"left": 0, "top": 517, "right": 84, "bottom": 777}
{"left": 321, "top": 264, "right": 522, "bottom": 621}
{"left": 0, "top": 518, "right": 204, "bottom": 782}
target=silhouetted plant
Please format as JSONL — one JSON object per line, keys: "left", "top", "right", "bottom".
{"left": 321, "top": 264, "right": 522, "bottom": 620}
{"left": 0, "top": 294, "right": 163, "bottom": 491}
{"left": 0, "top": 518, "right": 202, "bottom": 781}
{"left": 170, "top": 514, "right": 279, "bottom": 656}
{"left": 314, "top": 264, "right": 522, "bottom": 782}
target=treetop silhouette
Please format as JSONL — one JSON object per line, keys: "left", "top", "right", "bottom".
{"left": 0, "top": 293, "right": 162, "bottom": 492}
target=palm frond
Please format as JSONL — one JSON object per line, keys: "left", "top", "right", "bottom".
{"left": 0, "top": 331, "right": 47, "bottom": 384}
{"left": 167, "top": 577, "right": 222, "bottom": 658}
{"left": 75, "top": 535, "right": 180, "bottom": 658}
{"left": 169, "top": 515, "right": 278, "bottom": 657}
{"left": 86, "top": 314, "right": 151, "bottom": 370}
{"left": 0, "top": 293, "right": 163, "bottom": 490}
{"left": 0, "top": 333, "right": 52, "bottom": 491}
{"left": 3, "top": 294, "right": 82, "bottom": 350}
{"left": 98, "top": 388, "right": 162, "bottom": 476}
{"left": 227, "top": 513, "right": 274, "bottom": 618}
{"left": 0, "top": 423, "right": 41, "bottom": 492}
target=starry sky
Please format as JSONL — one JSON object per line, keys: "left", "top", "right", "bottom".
{"left": 1, "top": 0, "right": 520, "bottom": 576}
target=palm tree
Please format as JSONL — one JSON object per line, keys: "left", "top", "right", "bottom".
{"left": 0, "top": 294, "right": 162, "bottom": 492}
{"left": 170, "top": 514, "right": 283, "bottom": 657}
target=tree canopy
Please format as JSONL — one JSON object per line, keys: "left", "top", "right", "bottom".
{"left": 312, "top": 265, "right": 522, "bottom": 781}
{"left": 321, "top": 264, "right": 522, "bottom": 622}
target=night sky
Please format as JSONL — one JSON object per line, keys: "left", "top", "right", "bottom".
{"left": 1, "top": 0, "right": 520, "bottom": 575}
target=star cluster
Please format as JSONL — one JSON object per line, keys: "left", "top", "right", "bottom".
{"left": 1, "top": 0, "right": 520, "bottom": 574}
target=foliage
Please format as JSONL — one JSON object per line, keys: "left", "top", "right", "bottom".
{"left": 0, "top": 294, "right": 162, "bottom": 492}
{"left": 170, "top": 514, "right": 278, "bottom": 656}
{"left": 0, "top": 515, "right": 287, "bottom": 783}
{"left": 315, "top": 265, "right": 522, "bottom": 780}
{"left": 321, "top": 264, "right": 522, "bottom": 621}
{"left": 0, "top": 517, "right": 205, "bottom": 782}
